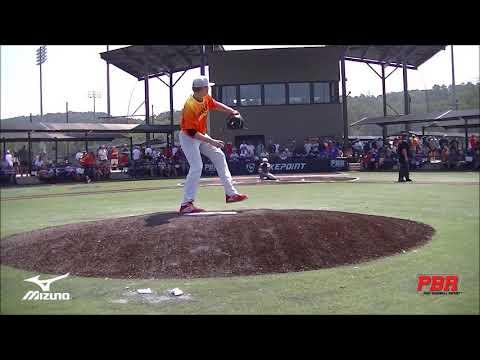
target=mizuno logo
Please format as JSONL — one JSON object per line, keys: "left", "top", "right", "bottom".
{"left": 24, "top": 273, "right": 70, "bottom": 292}
{"left": 22, "top": 273, "right": 71, "bottom": 301}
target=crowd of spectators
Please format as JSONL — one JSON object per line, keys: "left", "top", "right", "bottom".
{"left": 1, "top": 133, "right": 479, "bottom": 184}
{"left": 224, "top": 137, "right": 345, "bottom": 164}
{"left": 351, "top": 134, "right": 480, "bottom": 170}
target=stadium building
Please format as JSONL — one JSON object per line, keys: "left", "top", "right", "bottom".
{"left": 208, "top": 46, "right": 345, "bottom": 147}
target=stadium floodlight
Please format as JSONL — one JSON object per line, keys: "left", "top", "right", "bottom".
{"left": 35, "top": 45, "right": 47, "bottom": 119}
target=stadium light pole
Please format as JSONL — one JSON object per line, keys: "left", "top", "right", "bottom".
{"left": 450, "top": 45, "right": 458, "bottom": 110}
{"left": 35, "top": 45, "right": 47, "bottom": 120}
{"left": 88, "top": 90, "right": 101, "bottom": 121}
{"left": 106, "top": 45, "right": 111, "bottom": 117}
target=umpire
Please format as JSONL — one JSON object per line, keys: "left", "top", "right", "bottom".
{"left": 397, "top": 132, "right": 412, "bottom": 182}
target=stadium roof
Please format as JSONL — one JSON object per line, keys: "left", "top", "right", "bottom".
{"left": 0, "top": 122, "right": 180, "bottom": 133}
{"left": 99, "top": 45, "right": 224, "bottom": 80}
{"left": 0, "top": 132, "right": 128, "bottom": 142}
{"left": 342, "top": 45, "right": 446, "bottom": 69}
{"left": 350, "top": 109, "right": 480, "bottom": 127}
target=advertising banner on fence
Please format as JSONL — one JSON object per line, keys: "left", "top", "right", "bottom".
{"left": 202, "top": 158, "right": 348, "bottom": 176}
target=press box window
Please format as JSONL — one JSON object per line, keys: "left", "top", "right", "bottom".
{"left": 289, "top": 83, "right": 310, "bottom": 104}
{"left": 221, "top": 86, "right": 238, "bottom": 106}
{"left": 264, "top": 84, "right": 286, "bottom": 105}
{"left": 240, "top": 85, "right": 261, "bottom": 106}
{"left": 313, "top": 82, "right": 331, "bottom": 103}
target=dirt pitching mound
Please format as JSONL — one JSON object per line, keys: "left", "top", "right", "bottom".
{"left": 0, "top": 210, "right": 434, "bottom": 279}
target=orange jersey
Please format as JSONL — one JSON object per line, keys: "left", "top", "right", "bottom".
{"left": 180, "top": 94, "right": 217, "bottom": 134}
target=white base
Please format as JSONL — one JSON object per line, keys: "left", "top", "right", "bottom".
{"left": 183, "top": 211, "right": 238, "bottom": 216}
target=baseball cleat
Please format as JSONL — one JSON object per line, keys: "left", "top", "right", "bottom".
{"left": 178, "top": 202, "right": 206, "bottom": 215}
{"left": 226, "top": 193, "right": 248, "bottom": 203}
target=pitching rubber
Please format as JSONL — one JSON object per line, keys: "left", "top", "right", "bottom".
{"left": 183, "top": 211, "right": 238, "bottom": 216}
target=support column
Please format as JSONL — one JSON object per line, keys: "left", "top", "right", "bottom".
{"left": 130, "top": 137, "right": 133, "bottom": 160}
{"left": 2, "top": 138, "right": 6, "bottom": 159}
{"left": 85, "top": 132, "right": 88, "bottom": 152}
{"left": 464, "top": 118, "right": 469, "bottom": 149}
{"left": 381, "top": 64, "right": 387, "bottom": 117}
{"left": 451, "top": 45, "right": 458, "bottom": 110}
{"left": 106, "top": 45, "right": 111, "bottom": 117}
{"left": 382, "top": 125, "right": 387, "bottom": 141}
{"left": 169, "top": 72, "right": 174, "bottom": 147}
{"left": 55, "top": 138, "right": 58, "bottom": 164}
{"left": 144, "top": 73, "right": 150, "bottom": 143}
{"left": 403, "top": 62, "right": 410, "bottom": 131}
{"left": 28, "top": 132, "right": 32, "bottom": 174}
{"left": 340, "top": 57, "right": 348, "bottom": 143}
{"left": 200, "top": 45, "right": 206, "bottom": 76}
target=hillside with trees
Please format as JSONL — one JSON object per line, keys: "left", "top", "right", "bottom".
{"left": 348, "top": 82, "right": 479, "bottom": 136}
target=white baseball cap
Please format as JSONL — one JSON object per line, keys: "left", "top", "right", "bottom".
{"left": 192, "top": 76, "right": 215, "bottom": 88}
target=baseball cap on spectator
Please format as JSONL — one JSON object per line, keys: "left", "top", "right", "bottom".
{"left": 192, "top": 76, "right": 215, "bottom": 88}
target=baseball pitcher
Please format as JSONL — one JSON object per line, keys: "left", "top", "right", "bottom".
{"left": 178, "top": 76, "right": 248, "bottom": 215}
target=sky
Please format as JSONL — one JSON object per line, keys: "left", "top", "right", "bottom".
{"left": 1, "top": 45, "right": 478, "bottom": 120}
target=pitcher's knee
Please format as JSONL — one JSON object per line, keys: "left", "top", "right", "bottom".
{"left": 188, "top": 163, "right": 203, "bottom": 177}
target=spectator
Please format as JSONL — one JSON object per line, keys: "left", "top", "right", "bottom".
{"left": 110, "top": 146, "right": 119, "bottom": 169}
{"left": 239, "top": 141, "right": 248, "bottom": 159}
{"left": 121, "top": 144, "right": 130, "bottom": 155}
{"left": 132, "top": 146, "right": 142, "bottom": 178}
{"left": 469, "top": 135, "right": 478, "bottom": 150}
{"left": 224, "top": 142, "right": 233, "bottom": 159}
{"left": 280, "top": 148, "right": 289, "bottom": 161}
{"left": 98, "top": 145, "right": 109, "bottom": 164}
{"left": 256, "top": 142, "right": 265, "bottom": 157}
{"left": 172, "top": 144, "right": 179, "bottom": 157}
{"left": 230, "top": 150, "right": 240, "bottom": 162}
{"left": 439, "top": 135, "right": 449, "bottom": 150}
{"left": 18, "top": 145, "right": 28, "bottom": 177}
{"left": 163, "top": 146, "right": 172, "bottom": 158}
{"left": 247, "top": 142, "right": 255, "bottom": 159}
{"left": 80, "top": 151, "right": 96, "bottom": 183}
{"left": 145, "top": 145, "right": 153, "bottom": 160}
{"left": 5, "top": 150, "right": 13, "bottom": 168}
{"left": 304, "top": 139, "right": 312, "bottom": 156}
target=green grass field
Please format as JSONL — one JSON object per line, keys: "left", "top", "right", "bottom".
{"left": 1, "top": 171, "right": 479, "bottom": 314}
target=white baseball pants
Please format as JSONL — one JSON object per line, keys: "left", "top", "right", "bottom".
{"left": 179, "top": 131, "right": 238, "bottom": 205}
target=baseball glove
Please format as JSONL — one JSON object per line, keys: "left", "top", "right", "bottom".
{"left": 226, "top": 114, "right": 245, "bottom": 130}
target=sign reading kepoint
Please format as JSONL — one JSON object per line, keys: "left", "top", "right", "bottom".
{"left": 417, "top": 274, "right": 461, "bottom": 295}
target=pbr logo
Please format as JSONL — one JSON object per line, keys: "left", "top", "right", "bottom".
{"left": 204, "top": 163, "right": 217, "bottom": 174}
{"left": 22, "top": 273, "right": 71, "bottom": 301}
{"left": 271, "top": 163, "right": 306, "bottom": 172}
{"left": 416, "top": 274, "right": 461, "bottom": 295}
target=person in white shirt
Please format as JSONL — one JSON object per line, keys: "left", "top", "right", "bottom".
{"left": 132, "top": 147, "right": 141, "bottom": 161}
{"left": 274, "top": 143, "right": 280, "bottom": 154}
{"left": 5, "top": 150, "right": 13, "bottom": 168}
{"left": 132, "top": 147, "right": 141, "bottom": 178}
{"left": 304, "top": 139, "right": 312, "bottom": 156}
{"left": 98, "top": 145, "right": 108, "bottom": 162}
{"left": 239, "top": 142, "right": 248, "bottom": 158}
